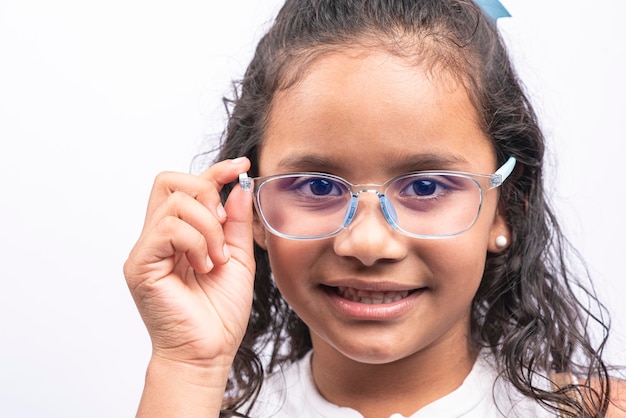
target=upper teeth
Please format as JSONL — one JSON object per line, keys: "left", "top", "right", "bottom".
{"left": 337, "top": 287, "right": 410, "bottom": 304}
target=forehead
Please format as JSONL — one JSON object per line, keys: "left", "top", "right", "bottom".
{"left": 260, "top": 48, "right": 495, "bottom": 178}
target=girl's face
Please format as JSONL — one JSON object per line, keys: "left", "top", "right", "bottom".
{"left": 254, "top": 48, "right": 509, "bottom": 366}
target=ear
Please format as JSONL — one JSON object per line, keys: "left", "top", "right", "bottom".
{"left": 487, "top": 203, "right": 511, "bottom": 253}
{"left": 253, "top": 213, "right": 268, "bottom": 250}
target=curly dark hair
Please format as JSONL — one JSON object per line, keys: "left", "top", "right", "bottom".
{"left": 210, "top": 0, "right": 612, "bottom": 416}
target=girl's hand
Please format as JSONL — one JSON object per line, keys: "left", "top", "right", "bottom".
{"left": 123, "top": 157, "right": 254, "bottom": 367}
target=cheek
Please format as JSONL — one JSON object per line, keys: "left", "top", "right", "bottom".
{"left": 265, "top": 239, "right": 323, "bottom": 287}
{"left": 421, "top": 236, "right": 489, "bottom": 290}
{"left": 264, "top": 239, "right": 332, "bottom": 322}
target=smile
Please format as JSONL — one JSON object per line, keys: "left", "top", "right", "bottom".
{"left": 322, "top": 284, "right": 424, "bottom": 320}
{"left": 336, "top": 287, "right": 411, "bottom": 305}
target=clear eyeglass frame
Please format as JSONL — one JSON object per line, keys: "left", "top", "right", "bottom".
{"left": 238, "top": 157, "right": 516, "bottom": 240}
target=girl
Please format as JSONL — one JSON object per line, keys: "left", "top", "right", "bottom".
{"left": 124, "top": 0, "right": 625, "bottom": 416}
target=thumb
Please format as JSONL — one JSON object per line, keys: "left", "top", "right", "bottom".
{"left": 222, "top": 182, "right": 255, "bottom": 264}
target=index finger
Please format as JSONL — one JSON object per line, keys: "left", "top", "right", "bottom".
{"left": 199, "top": 157, "right": 251, "bottom": 191}
{"left": 144, "top": 157, "right": 251, "bottom": 222}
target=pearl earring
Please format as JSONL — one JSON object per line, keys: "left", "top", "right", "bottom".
{"left": 495, "top": 235, "right": 508, "bottom": 249}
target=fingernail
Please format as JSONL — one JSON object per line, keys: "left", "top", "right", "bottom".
{"left": 206, "top": 256, "right": 214, "bottom": 271}
{"left": 231, "top": 157, "right": 246, "bottom": 164}
{"left": 216, "top": 203, "right": 226, "bottom": 219}
{"left": 223, "top": 244, "right": 231, "bottom": 261}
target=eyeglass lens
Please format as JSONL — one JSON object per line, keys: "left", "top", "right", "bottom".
{"left": 256, "top": 173, "right": 483, "bottom": 239}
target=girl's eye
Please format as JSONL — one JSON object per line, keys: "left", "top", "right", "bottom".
{"left": 303, "top": 177, "right": 343, "bottom": 196}
{"left": 410, "top": 179, "right": 438, "bottom": 196}
{"left": 270, "top": 175, "right": 346, "bottom": 199}
{"left": 400, "top": 178, "right": 447, "bottom": 198}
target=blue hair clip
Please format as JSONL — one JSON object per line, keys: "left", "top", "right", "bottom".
{"left": 474, "top": 0, "right": 511, "bottom": 21}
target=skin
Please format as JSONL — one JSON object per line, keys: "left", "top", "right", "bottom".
{"left": 253, "top": 48, "right": 510, "bottom": 416}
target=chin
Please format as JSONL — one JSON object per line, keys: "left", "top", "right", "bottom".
{"left": 327, "top": 335, "right": 421, "bottom": 365}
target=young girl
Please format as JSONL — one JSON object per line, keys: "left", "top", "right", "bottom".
{"left": 124, "top": 0, "right": 625, "bottom": 416}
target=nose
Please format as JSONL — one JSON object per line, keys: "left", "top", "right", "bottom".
{"left": 333, "top": 192, "right": 407, "bottom": 266}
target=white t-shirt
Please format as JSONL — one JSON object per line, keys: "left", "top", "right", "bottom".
{"left": 245, "top": 351, "right": 555, "bottom": 417}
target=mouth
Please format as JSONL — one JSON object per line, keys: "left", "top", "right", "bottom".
{"left": 325, "top": 286, "right": 417, "bottom": 305}
{"left": 321, "top": 284, "right": 425, "bottom": 320}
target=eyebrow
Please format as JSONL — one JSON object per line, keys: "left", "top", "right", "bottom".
{"left": 383, "top": 153, "right": 470, "bottom": 172}
{"left": 276, "top": 152, "right": 470, "bottom": 173}
{"left": 276, "top": 155, "right": 343, "bottom": 172}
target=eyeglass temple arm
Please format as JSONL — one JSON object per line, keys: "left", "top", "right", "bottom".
{"left": 491, "top": 156, "right": 516, "bottom": 188}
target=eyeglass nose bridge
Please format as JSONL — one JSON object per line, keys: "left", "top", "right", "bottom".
{"left": 341, "top": 189, "right": 401, "bottom": 232}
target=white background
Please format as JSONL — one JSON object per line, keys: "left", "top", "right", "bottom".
{"left": 1, "top": 1, "right": 624, "bottom": 416}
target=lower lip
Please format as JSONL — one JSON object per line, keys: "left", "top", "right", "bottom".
{"left": 323, "top": 287, "right": 425, "bottom": 321}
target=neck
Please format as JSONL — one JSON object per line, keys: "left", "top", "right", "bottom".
{"left": 310, "top": 336, "right": 478, "bottom": 417}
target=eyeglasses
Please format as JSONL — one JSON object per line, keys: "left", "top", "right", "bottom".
{"left": 238, "top": 157, "right": 516, "bottom": 240}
